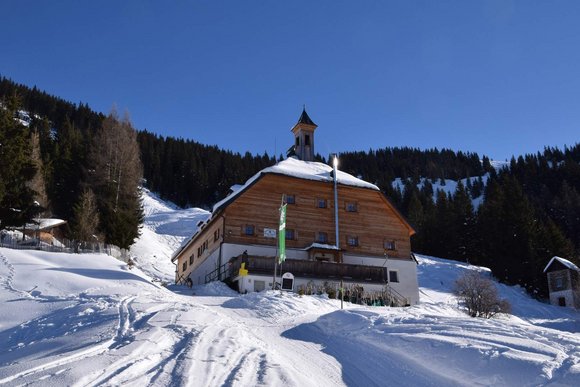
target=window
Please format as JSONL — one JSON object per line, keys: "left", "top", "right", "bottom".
{"left": 389, "top": 270, "right": 399, "bottom": 283}
{"left": 384, "top": 240, "right": 397, "bottom": 251}
{"left": 346, "top": 202, "right": 358, "bottom": 212}
{"left": 286, "top": 194, "right": 295, "bottom": 204}
{"left": 214, "top": 228, "right": 221, "bottom": 242}
{"left": 182, "top": 261, "right": 187, "bottom": 272}
{"left": 198, "top": 240, "right": 209, "bottom": 256}
{"left": 295, "top": 137, "right": 300, "bottom": 146}
{"left": 347, "top": 235, "right": 359, "bottom": 247}
{"left": 316, "top": 232, "right": 328, "bottom": 244}
{"left": 244, "top": 224, "right": 255, "bottom": 236}
{"left": 317, "top": 198, "right": 327, "bottom": 208}
{"left": 305, "top": 134, "right": 310, "bottom": 146}
{"left": 189, "top": 254, "right": 194, "bottom": 265}
{"left": 286, "top": 229, "right": 295, "bottom": 240}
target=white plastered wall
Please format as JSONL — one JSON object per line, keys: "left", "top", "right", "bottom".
{"left": 342, "top": 253, "right": 420, "bottom": 305}
{"left": 549, "top": 289, "right": 576, "bottom": 308}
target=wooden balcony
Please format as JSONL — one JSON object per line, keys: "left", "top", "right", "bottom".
{"left": 227, "top": 254, "right": 388, "bottom": 283}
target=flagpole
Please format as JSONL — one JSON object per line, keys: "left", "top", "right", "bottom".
{"left": 273, "top": 251, "right": 277, "bottom": 289}
{"left": 273, "top": 194, "right": 286, "bottom": 290}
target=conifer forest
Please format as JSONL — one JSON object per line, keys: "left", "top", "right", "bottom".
{"left": 1, "top": 76, "right": 579, "bottom": 296}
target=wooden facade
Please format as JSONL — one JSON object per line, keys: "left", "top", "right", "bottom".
{"left": 174, "top": 171, "right": 415, "bottom": 282}
{"left": 222, "top": 173, "right": 413, "bottom": 258}
{"left": 172, "top": 109, "right": 418, "bottom": 304}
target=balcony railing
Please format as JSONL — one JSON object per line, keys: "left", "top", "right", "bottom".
{"left": 227, "top": 255, "right": 388, "bottom": 283}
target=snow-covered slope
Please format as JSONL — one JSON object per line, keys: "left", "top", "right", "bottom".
{"left": 1, "top": 247, "right": 579, "bottom": 386}
{"left": 129, "top": 189, "right": 209, "bottom": 283}
{"left": 1, "top": 192, "right": 579, "bottom": 386}
{"left": 392, "top": 175, "right": 490, "bottom": 208}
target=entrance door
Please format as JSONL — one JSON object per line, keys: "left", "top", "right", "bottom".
{"left": 558, "top": 297, "right": 566, "bottom": 307}
{"left": 254, "top": 280, "right": 266, "bottom": 292}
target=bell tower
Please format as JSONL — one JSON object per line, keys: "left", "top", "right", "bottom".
{"left": 290, "top": 107, "right": 317, "bottom": 161}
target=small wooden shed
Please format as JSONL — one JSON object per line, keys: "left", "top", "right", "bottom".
{"left": 543, "top": 256, "right": 580, "bottom": 309}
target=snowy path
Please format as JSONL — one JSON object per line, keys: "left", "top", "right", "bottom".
{"left": 1, "top": 249, "right": 580, "bottom": 386}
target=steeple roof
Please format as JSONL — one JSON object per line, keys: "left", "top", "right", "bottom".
{"left": 297, "top": 108, "right": 317, "bottom": 127}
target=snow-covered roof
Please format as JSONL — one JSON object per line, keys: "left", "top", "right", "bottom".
{"left": 229, "top": 184, "right": 244, "bottom": 193}
{"left": 303, "top": 243, "right": 341, "bottom": 251}
{"left": 25, "top": 218, "right": 67, "bottom": 231}
{"left": 543, "top": 256, "right": 580, "bottom": 273}
{"left": 212, "top": 157, "right": 379, "bottom": 213}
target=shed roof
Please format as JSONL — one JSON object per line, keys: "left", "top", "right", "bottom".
{"left": 25, "top": 218, "right": 67, "bottom": 231}
{"left": 543, "top": 256, "right": 580, "bottom": 273}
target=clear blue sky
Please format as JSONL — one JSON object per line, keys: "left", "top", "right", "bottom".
{"left": 2, "top": 1, "right": 579, "bottom": 161}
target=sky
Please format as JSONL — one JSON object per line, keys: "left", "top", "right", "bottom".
{"left": 1, "top": 1, "right": 580, "bottom": 161}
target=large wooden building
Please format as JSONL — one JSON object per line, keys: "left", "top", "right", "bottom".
{"left": 172, "top": 109, "right": 420, "bottom": 305}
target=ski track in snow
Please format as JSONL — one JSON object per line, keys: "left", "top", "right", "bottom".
{"left": 1, "top": 190, "right": 579, "bottom": 386}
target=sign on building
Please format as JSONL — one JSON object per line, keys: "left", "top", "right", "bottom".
{"left": 263, "top": 228, "right": 276, "bottom": 238}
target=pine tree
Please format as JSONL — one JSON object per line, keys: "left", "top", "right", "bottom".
{"left": 91, "top": 109, "right": 143, "bottom": 249}
{"left": 71, "top": 188, "right": 100, "bottom": 243}
{"left": 0, "top": 95, "right": 37, "bottom": 229}
{"left": 451, "top": 181, "right": 476, "bottom": 262}
{"left": 49, "top": 117, "right": 85, "bottom": 221}
{"left": 28, "top": 130, "right": 49, "bottom": 213}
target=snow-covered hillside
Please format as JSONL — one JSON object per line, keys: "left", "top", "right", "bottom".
{"left": 392, "top": 175, "right": 490, "bottom": 208}
{"left": 129, "top": 189, "right": 209, "bottom": 283}
{"left": 0, "top": 192, "right": 579, "bottom": 386}
{"left": 391, "top": 159, "right": 509, "bottom": 209}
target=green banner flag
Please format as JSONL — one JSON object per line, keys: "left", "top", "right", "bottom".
{"left": 278, "top": 203, "right": 287, "bottom": 264}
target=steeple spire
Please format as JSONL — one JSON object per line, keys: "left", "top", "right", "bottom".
{"left": 297, "top": 106, "right": 317, "bottom": 127}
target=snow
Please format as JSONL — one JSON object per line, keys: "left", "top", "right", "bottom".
{"left": 392, "top": 175, "right": 490, "bottom": 209}
{"left": 129, "top": 189, "right": 210, "bottom": 283}
{"left": 1, "top": 192, "right": 579, "bottom": 386}
{"left": 25, "top": 218, "right": 66, "bottom": 231}
{"left": 213, "top": 157, "right": 379, "bottom": 212}
{"left": 303, "top": 243, "right": 341, "bottom": 250}
{"left": 544, "top": 256, "right": 580, "bottom": 273}
{"left": 490, "top": 160, "right": 510, "bottom": 171}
